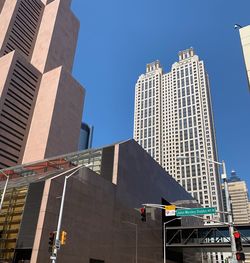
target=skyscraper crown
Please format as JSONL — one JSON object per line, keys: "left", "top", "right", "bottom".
{"left": 146, "top": 60, "right": 161, "bottom": 73}
{"left": 178, "top": 48, "right": 195, "bottom": 61}
{"left": 228, "top": 170, "right": 241, "bottom": 182}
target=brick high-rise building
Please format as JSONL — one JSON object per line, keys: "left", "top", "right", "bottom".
{"left": 0, "top": 0, "right": 85, "bottom": 168}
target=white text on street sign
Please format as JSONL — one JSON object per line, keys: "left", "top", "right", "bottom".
{"left": 176, "top": 207, "right": 216, "bottom": 217}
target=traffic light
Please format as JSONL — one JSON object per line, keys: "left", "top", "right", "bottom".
{"left": 234, "top": 231, "right": 245, "bottom": 261}
{"left": 60, "top": 230, "right": 67, "bottom": 245}
{"left": 236, "top": 252, "right": 245, "bottom": 261}
{"left": 48, "top": 232, "right": 56, "bottom": 252}
{"left": 140, "top": 207, "right": 146, "bottom": 222}
{"left": 234, "top": 231, "right": 243, "bottom": 251}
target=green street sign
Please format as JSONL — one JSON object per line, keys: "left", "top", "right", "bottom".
{"left": 176, "top": 207, "right": 216, "bottom": 217}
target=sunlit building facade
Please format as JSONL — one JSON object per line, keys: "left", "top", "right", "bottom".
{"left": 239, "top": 25, "right": 250, "bottom": 91}
{"left": 223, "top": 170, "right": 250, "bottom": 224}
{"left": 133, "top": 48, "right": 223, "bottom": 220}
{"left": 0, "top": 0, "right": 84, "bottom": 169}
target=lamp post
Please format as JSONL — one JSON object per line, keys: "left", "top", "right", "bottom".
{"left": 0, "top": 171, "right": 9, "bottom": 212}
{"left": 176, "top": 155, "right": 237, "bottom": 262}
{"left": 122, "top": 221, "right": 138, "bottom": 263}
{"left": 163, "top": 218, "right": 181, "bottom": 263}
{"left": 50, "top": 163, "right": 92, "bottom": 263}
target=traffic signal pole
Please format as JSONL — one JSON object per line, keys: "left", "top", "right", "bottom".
{"left": 51, "top": 173, "right": 68, "bottom": 263}
{"left": 50, "top": 163, "right": 92, "bottom": 263}
{"left": 234, "top": 231, "right": 245, "bottom": 260}
{"left": 176, "top": 156, "right": 239, "bottom": 262}
{"left": 163, "top": 218, "right": 181, "bottom": 263}
{"left": 222, "top": 161, "right": 237, "bottom": 263}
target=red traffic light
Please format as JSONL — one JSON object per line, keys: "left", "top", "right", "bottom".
{"left": 236, "top": 252, "right": 245, "bottom": 260}
{"left": 234, "top": 231, "right": 243, "bottom": 252}
{"left": 140, "top": 207, "right": 146, "bottom": 222}
{"left": 234, "top": 231, "right": 240, "bottom": 239}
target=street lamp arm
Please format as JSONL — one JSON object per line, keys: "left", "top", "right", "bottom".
{"left": 176, "top": 155, "right": 222, "bottom": 165}
{"left": 142, "top": 203, "right": 166, "bottom": 209}
{"left": 202, "top": 158, "right": 222, "bottom": 165}
{"left": 49, "top": 162, "right": 93, "bottom": 183}
{"left": 49, "top": 165, "right": 82, "bottom": 181}
{"left": 50, "top": 163, "right": 91, "bottom": 181}
{"left": 65, "top": 167, "right": 81, "bottom": 180}
{"left": 164, "top": 218, "right": 181, "bottom": 226}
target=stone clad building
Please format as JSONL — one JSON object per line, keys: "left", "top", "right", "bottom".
{"left": 0, "top": 0, "right": 84, "bottom": 169}
{"left": 133, "top": 49, "right": 223, "bottom": 223}
{"left": 0, "top": 140, "right": 200, "bottom": 263}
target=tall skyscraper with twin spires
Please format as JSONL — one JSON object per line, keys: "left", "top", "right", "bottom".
{"left": 0, "top": 0, "right": 85, "bottom": 169}
{"left": 133, "top": 48, "right": 223, "bottom": 220}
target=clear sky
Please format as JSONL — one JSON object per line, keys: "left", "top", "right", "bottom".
{"left": 71, "top": 0, "right": 250, "bottom": 187}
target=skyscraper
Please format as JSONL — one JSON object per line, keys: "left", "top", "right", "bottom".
{"left": 0, "top": 0, "right": 85, "bottom": 169}
{"left": 223, "top": 170, "right": 250, "bottom": 224}
{"left": 78, "top": 122, "right": 94, "bottom": 151}
{"left": 238, "top": 25, "right": 250, "bottom": 91}
{"left": 134, "top": 48, "right": 223, "bottom": 219}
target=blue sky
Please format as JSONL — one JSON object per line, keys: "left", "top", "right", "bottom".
{"left": 71, "top": 0, "right": 250, "bottom": 186}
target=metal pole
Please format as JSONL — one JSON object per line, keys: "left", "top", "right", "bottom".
{"left": 0, "top": 173, "right": 9, "bottom": 212}
{"left": 51, "top": 175, "right": 67, "bottom": 263}
{"left": 135, "top": 223, "right": 138, "bottom": 263}
{"left": 222, "top": 161, "right": 237, "bottom": 263}
{"left": 163, "top": 222, "right": 166, "bottom": 263}
{"left": 51, "top": 166, "right": 84, "bottom": 263}
{"left": 177, "top": 156, "right": 238, "bottom": 262}
{"left": 163, "top": 218, "right": 181, "bottom": 263}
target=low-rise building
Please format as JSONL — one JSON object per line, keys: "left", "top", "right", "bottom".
{"left": 0, "top": 140, "right": 201, "bottom": 263}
